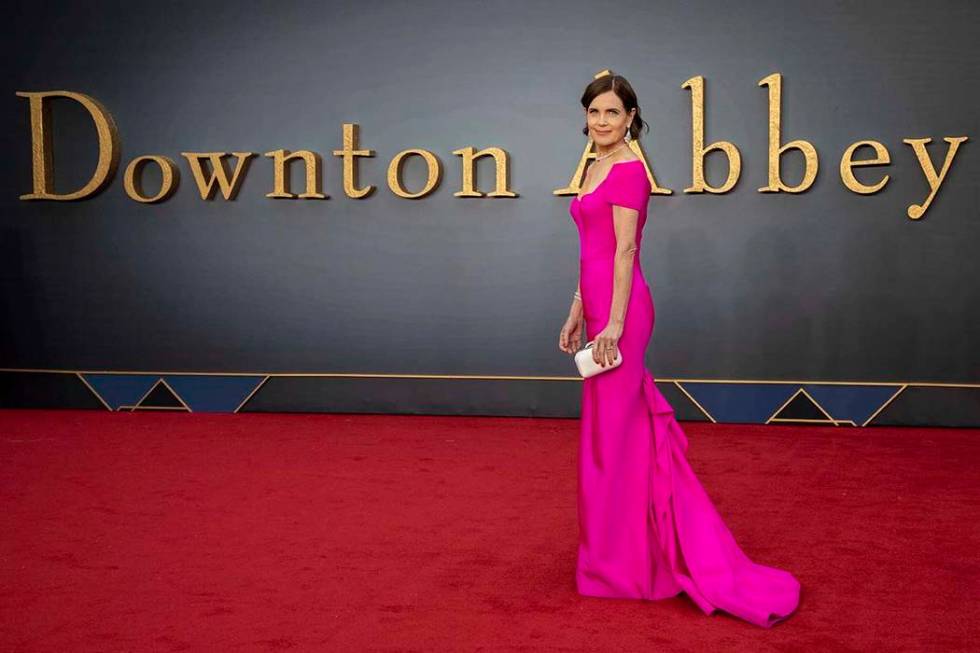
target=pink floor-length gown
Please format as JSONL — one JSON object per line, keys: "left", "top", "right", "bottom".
{"left": 569, "top": 158, "right": 800, "bottom": 628}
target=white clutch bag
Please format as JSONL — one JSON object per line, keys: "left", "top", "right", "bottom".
{"left": 574, "top": 340, "right": 622, "bottom": 378}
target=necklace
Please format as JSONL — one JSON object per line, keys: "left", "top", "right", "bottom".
{"left": 594, "top": 141, "right": 628, "bottom": 162}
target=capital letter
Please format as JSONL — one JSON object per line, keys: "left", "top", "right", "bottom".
{"left": 556, "top": 141, "right": 670, "bottom": 197}
{"left": 17, "top": 90, "right": 120, "bottom": 200}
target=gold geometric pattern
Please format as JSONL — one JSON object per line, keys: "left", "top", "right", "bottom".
{"left": 1, "top": 368, "right": 976, "bottom": 424}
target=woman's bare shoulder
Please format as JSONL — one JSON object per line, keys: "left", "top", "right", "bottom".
{"left": 611, "top": 152, "right": 641, "bottom": 168}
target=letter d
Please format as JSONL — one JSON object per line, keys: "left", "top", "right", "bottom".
{"left": 17, "top": 90, "right": 120, "bottom": 200}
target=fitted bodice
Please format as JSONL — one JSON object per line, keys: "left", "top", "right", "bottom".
{"left": 568, "top": 158, "right": 654, "bottom": 328}
{"left": 569, "top": 159, "right": 652, "bottom": 262}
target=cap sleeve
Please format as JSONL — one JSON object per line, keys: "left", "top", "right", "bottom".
{"left": 602, "top": 163, "right": 651, "bottom": 211}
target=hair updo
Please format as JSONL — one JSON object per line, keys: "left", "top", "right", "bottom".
{"left": 580, "top": 72, "right": 648, "bottom": 141}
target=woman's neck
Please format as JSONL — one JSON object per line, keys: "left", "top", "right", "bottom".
{"left": 595, "top": 140, "right": 628, "bottom": 160}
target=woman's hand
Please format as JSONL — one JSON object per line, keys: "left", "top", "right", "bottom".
{"left": 592, "top": 322, "right": 623, "bottom": 367}
{"left": 559, "top": 315, "right": 583, "bottom": 355}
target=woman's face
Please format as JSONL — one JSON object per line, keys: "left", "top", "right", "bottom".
{"left": 586, "top": 90, "right": 635, "bottom": 148}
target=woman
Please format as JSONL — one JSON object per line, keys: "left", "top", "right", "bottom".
{"left": 558, "top": 73, "right": 801, "bottom": 628}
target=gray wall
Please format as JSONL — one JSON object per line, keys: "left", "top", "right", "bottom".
{"left": 3, "top": 0, "right": 977, "bottom": 389}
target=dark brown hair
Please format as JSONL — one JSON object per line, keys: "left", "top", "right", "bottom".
{"left": 580, "top": 72, "right": 648, "bottom": 141}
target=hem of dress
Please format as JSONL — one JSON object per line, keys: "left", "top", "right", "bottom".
{"left": 641, "top": 368, "right": 802, "bottom": 629}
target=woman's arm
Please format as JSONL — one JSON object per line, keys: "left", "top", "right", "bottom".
{"left": 569, "top": 278, "right": 583, "bottom": 319}
{"left": 606, "top": 206, "right": 640, "bottom": 328}
{"left": 559, "top": 276, "right": 584, "bottom": 354}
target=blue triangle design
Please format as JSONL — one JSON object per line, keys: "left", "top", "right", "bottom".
{"left": 83, "top": 374, "right": 160, "bottom": 410}
{"left": 803, "top": 384, "right": 901, "bottom": 425}
{"left": 162, "top": 375, "right": 265, "bottom": 412}
{"left": 681, "top": 382, "right": 799, "bottom": 423}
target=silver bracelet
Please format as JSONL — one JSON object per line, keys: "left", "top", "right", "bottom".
{"left": 573, "top": 290, "right": 582, "bottom": 301}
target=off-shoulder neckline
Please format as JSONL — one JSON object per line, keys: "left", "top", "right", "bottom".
{"left": 573, "top": 158, "right": 643, "bottom": 202}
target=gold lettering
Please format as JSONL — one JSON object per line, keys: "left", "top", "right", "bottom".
{"left": 264, "top": 149, "right": 325, "bottom": 199}
{"left": 682, "top": 75, "right": 740, "bottom": 194}
{"left": 179, "top": 152, "right": 255, "bottom": 200}
{"left": 757, "top": 73, "right": 818, "bottom": 193}
{"left": 388, "top": 149, "right": 440, "bottom": 198}
{"left": 331, "top": 123, "right": 374, "bottom": 198}
{"left": 840, "top": 140, "right": 890, "bottom": 194}
{"left": 556, "top": 140, "right": 671, "bottom": 196}
{"left": 17, "top": 90, "right": 120, "bottom": 200}
{"left": 903, "top": 136, "right": 969, "bottom": 220}
{"left": 452, "top": 146, "right": 517, "bottom": 197}
{"left": 123, "top": 155, "right": 179, "bottom": 203}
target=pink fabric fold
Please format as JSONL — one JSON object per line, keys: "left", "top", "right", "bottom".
{"left": 642, "top": 371, "right": 800, "bottom": 628}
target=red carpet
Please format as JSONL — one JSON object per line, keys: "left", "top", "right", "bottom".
{"left": 1, "top": 409, "right": 977, "bottom": 651}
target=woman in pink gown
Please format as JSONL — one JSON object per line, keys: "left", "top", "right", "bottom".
{"left": 559, "top": 73, "right": 800, "bottom": 628}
